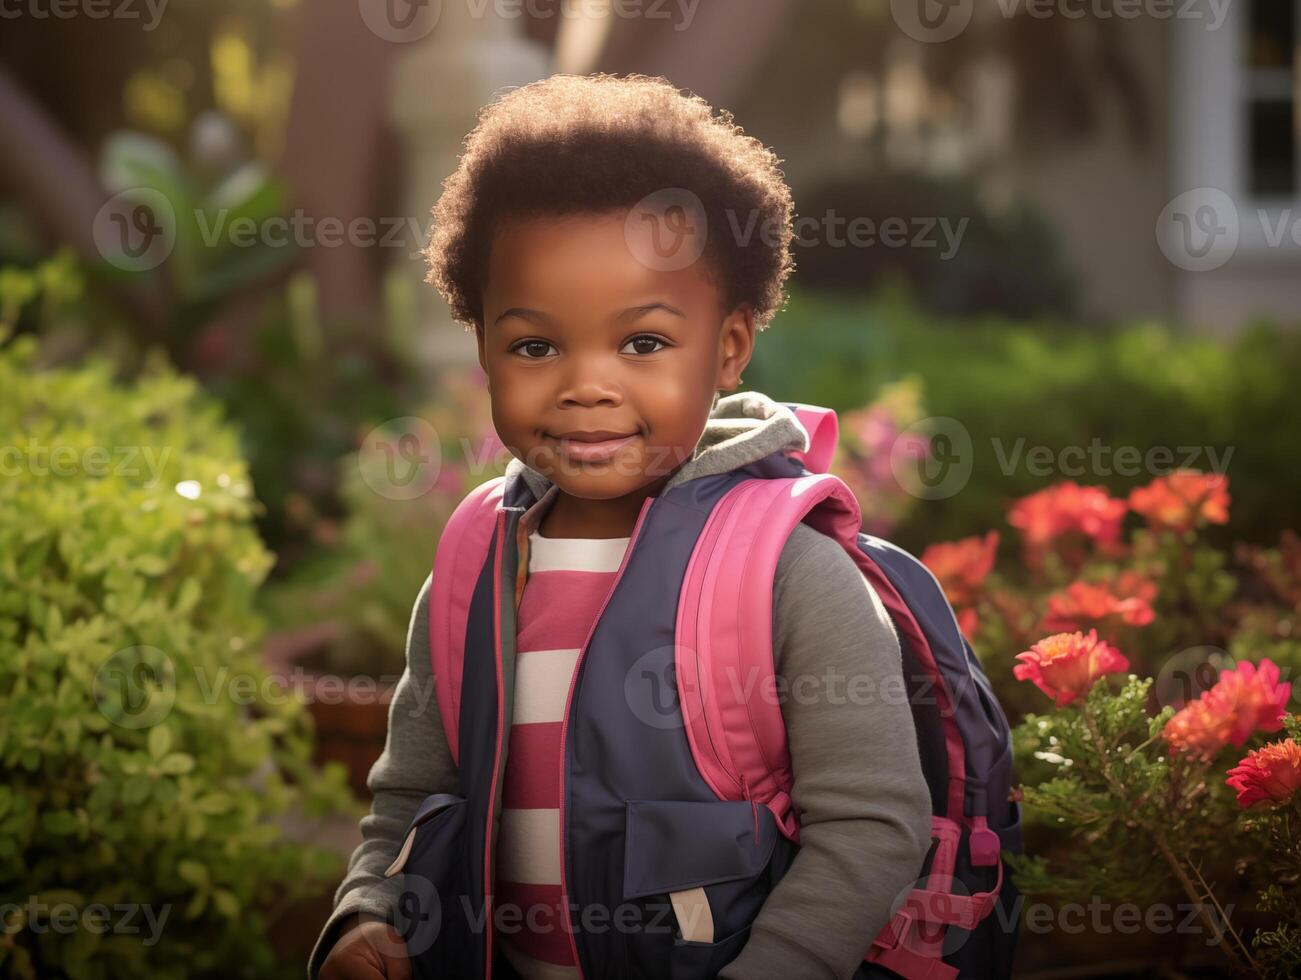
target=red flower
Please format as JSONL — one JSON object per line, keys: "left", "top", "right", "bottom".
{"left": 1162, "top": 659, "right": 1291, "bottom": 760}
{"left": 1128, "top": 470, "right": 1230, "bottom": 534}
{"left": 1226, "top": 737, "right": 1301, "bottom": 808}
{"left": 1013, "top": 629, "right": 1131, "bottom": 707}
{"left": 1008, "top": 482, "right": 1127, "bottom": 568}
{"left": 1041, "top": 574, "right": 1157, "bottom": 634}
{"left": 922, "top": 531, "right": 999, "bottom": 606}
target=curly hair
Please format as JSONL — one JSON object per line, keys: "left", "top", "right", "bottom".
{"left": 424, "top": 73, "right": 795, "bottom": 334}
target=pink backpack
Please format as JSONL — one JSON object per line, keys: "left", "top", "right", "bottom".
{"left": 671, "top": 404, "right": 1020, "bottom": 978}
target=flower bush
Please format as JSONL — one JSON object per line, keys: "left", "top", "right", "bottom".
{"left": 922, "top": 470, "right": 1301, "bottom": 976}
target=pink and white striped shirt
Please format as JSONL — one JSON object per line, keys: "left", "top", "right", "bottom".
{"left": 494, "top": 530, "right": 631, "bottom": 980}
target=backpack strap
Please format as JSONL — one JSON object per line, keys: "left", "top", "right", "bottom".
{"left": 429, "top": 476, "right": 506, "bottom": 767}
{"left": 675, "top": 472, "right": 1000, "bottom": 978}
{"left": 675, "top": 472, "right": 967, "bottom": 828}
{"left": 781, "top": 402, "right": 839, "bottom": 474}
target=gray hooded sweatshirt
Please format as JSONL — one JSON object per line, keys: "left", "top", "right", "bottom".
{"left": 308, "top": 390, "right": 933, "bottom": 980}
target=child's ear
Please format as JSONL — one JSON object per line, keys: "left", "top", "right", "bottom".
{"left": 715, "top": 304, "right": 755, "bottom": 392}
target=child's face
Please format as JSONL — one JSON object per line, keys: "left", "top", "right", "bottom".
{"left": 477, "top": 209, "right": 753, "bottom": 502}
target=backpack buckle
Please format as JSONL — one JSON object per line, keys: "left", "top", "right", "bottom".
{"left": 969, "top": 815, "right": 1001, "bottom": 867}
{"left": 873, "top": 908, "right": 913, "bottom": 950}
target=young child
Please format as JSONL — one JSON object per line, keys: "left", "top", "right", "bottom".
{"left": 312, "top": 73, "right": 932, "bottom": 980}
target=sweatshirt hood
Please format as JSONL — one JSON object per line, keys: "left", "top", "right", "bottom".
{"left": 503, "top": 389, "right": 809, "bottom": 502}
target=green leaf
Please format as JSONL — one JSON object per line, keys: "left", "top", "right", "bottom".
{"left": 177, "top": 860, "right": 208, "bottom": 888}
{"left": 147, "top": 724, "right": 171, "bottom": 760}
{"left": 158, "top": 752, "right": 194, "bottom": 774}
{"left": 212, "top": 888, "right": 239, "bottom": 919}
{"left": 121, "top": 775, "right": 151, "bottom": 806}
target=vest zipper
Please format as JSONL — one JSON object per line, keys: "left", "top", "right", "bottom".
{"left": 556, "top": 494, "right": 656, "bottom": 980}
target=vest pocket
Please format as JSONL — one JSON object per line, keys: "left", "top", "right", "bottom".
{"left": 622, "top": 798, "right": 789, "bottom": 979}
{"left": 384, "top": 792, "right": 474, "bottom": 980}
{"left": 669, "top": 924, "right": 753, "bottom": 980}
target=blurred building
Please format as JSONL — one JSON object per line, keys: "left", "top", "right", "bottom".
{"left": 384, "top": 0, "right": 1297, "bottom": 366}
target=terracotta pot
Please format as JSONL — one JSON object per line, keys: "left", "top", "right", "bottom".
{"left": 263, "top": 621, "right": 396, "bottom": 797}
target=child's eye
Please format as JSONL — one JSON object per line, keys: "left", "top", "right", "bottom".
{"left": 621, "top": 334, "right": 669, "bottom": 355}
{"left": 510, "top": 339, "right": 557, "bottom": 359}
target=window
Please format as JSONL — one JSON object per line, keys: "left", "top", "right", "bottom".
{"left": 1243, "top": 0, "right": 1299, "bottom": 198}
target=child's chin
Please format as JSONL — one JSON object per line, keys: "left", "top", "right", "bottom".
{"left": 553, "top": 471, "right": 648, "bottom": 499}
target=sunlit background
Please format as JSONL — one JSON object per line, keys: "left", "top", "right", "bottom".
{"left": 2, "top": 1, "right": 1300, "bottom": 977}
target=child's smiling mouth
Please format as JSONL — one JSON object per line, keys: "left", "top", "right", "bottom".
{"left": 544, "top": 430, "right": 640, "bottom": 462}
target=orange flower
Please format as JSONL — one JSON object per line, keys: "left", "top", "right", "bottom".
{"left": 1041, "top": 575, "right": 1157, "bottom": 634}
{"left": 922, "top": 531, "right": 999, "bottom": 606}
{"left": 1226, "top": 737, "right": 1301, "bottom": 808}
{"left": 1012, "top": 630, "right": 1131, "bottom": 707}
{"left": 1162, "top": 659, "right": 1291, "bottom": 760}
{"left": 1008, "top": 482, "right": 1127, "bottom": 567}
{"left": 1128, "top": 470, "right": 1230, "bottom": 534}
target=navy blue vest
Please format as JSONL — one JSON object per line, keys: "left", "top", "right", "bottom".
{"left": 391, "top": 454, "right": 831, "bottom": 980}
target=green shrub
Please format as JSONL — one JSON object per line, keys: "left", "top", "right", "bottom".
{"left": 0, "top": 331, "right": 352, "bottom": 980}
{"left": 750, "top": 287, "right": 1301, "bottom": 551}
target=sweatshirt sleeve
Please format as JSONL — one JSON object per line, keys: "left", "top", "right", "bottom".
{"left": 717, "top": 523, "right": 934, "bottom": 980}
{"left": 306, "top": 573, "right": 458, "bottom": 979}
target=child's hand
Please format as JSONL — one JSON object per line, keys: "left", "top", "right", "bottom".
{"left": 320, "top": 913, "right": 412, "bottom": 980}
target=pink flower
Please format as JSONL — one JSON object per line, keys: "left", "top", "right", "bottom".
{"left": 1128, "top": 470, "right": 1230, "bottom": 534}
{"left": 1040, "top": 574, "right": 1157, "bottom": 634}
{"left": 922, "top": 531, "right": 999, "bottom": 639}
{"left": 1008, "top": 482, "right": 1127, "bottom": 568}
{"left": 1226, "top": 737, "right": 1301, "bottom": 808}
{"left": 1162, "top": 659, "right": 1291, "bottom": 760}
{"left": 1012, "top": 629, "right": 1131, "bottom": 707}
{"left": 922, "top": 531, "right": 999, "bottom": 605}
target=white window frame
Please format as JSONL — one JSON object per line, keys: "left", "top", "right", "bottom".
{"left": 1171, "top": 0, "right": 1301, "bottom": 255}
